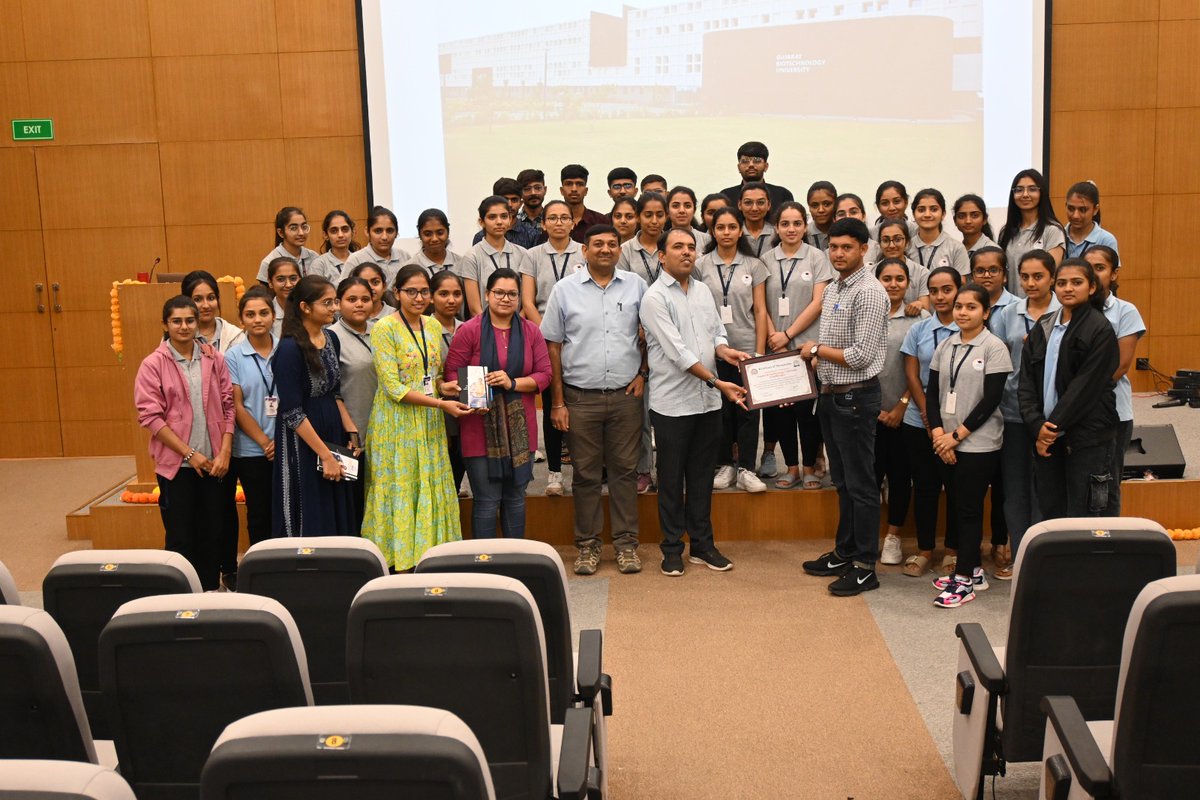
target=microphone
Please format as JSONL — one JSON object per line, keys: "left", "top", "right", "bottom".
{"left": 147, "top": 256, "right": 161, "bottom": 282}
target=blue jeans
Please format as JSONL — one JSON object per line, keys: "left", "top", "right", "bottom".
{"left": 1001, "top": 421, "right": 1042, "bottom": 556}
{"left": 464, "top": 457, "right": 530, "bottom": 538}
{"left": 818, "top": 383, "right": 882, "bottom": 568}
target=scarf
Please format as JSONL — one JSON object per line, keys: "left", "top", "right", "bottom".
{"left": 478, "top": 313, "right": 531, "bottom": 481}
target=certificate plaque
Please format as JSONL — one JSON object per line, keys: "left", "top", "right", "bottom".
{"left": 739, "top": 351, "right": 816, "bottom": 410}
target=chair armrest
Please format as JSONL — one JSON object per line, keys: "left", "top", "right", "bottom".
{"left": 955, "top": 623, "right": 1005, "bottom": 693}
{"left": 1041, "top": 696, "right": 1113, "bottom": 797}
{"left": 557, "top": 706, "right": 603, "bottom": 800}
{"left": 576, "top": 628, "right": 613, "bottom": 716}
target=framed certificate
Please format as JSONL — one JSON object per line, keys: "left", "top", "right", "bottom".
{"left": 739, "top": 350, "right": 816, "bottom": 410}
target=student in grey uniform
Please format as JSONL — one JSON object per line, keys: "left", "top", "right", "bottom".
{"left": 875, "top": 258, "right": 926, "bottom": 567}
{"left": 696, "top": 206, "right": 769, "bottom": 493}
{"left": 667, "top": 186, "right": 710, "bottom": 252}
{"left": 953, "top": 193, "right": 999, "bottom": 260}
{"left": 872, "top": 181, "right": 919, "bottom": 239}
{"left": 908, "top": 188, "right": 970, "bottom": 277}
{"left": 926, "top": 283, "right": 1012, "bottom": 607}
{"left": 738, "top": 182, "right": 775, "bottom": 258}
{"left": 348, "top": 263, "right": 396, "bottom": 329}
{"left": 610, "top": 197, "right": 639, "bottom": 245}
{"left": 310, "top": 210, "right": 359, "bottom": 283}
{"left": 183, "top": 270, "right": 241, "bottom": 354}
{"left": 267, "top": 256, "right": 301, "bottom": 339}
{"left": 430, "top": 270, "right": 467, "bottom": 494}
{"left": 834, "top": 193, "right": 882, "bottom": 266}
{"left": 970, "top": 246, "right": 1018, "bottom": 330}
{"left": 700, "top": 193, "right": 730, "bottom": 233}
{"left": 617, "top": 191, "right": 668, "bottom": 283}
{"left": 1064, "top": 181, "right": 1120, "bottom": 258}
{"left": 640, "top": 174, "right": 668, "bottom": 197}
{"left": 761, "top": 201, "right": 833, "bottom": 489}
{"left": 329, "top": 275, "right": 377, "bottom": 527}
{"left": 413, "top": 208, "right": 461, "bottom": 277}
{"left": 877, "top": 218, "right": 930, "bottom": 314}
{"left": 344, "top": 206, "right": 414, "bottom": 286}
{"left": 458, "top": 195, "right": 529, "bottom": 318}
{"left": 998, "top": 168, "right": 1065, "bottom": 295}
{"left": 257, "top": 206, "right": 319, "bottom": 284}
{"left": 1084, "top": 245, "right": 1145, "bottom": 514}
{"left": 804, "top": 180, "right": 837, "bottom": 252}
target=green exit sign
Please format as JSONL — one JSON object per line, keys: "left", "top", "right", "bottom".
{"left": 12, "top": 119, "right": 54, "bottom": 141}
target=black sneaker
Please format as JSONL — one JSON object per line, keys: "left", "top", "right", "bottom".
{"left": 829, "top": 566, "right": 880, "bottom": 596}
{"left": 802, "top": 550, "right": 853, "bottom": 577}
{"left": 661, "top": 553, "right": 685, "bottom": 577}
{"left": 220, "top": 571, "right": 238, "bottom": 592}
{"left": 689, "top": 547, "right": 733, "bottom": 571}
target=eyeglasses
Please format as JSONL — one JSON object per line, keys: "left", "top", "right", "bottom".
{"left": 490, "top": 290, "right": 519, "bottom": 300}
{"left": 1011, "top": 186, "right": 1040, "bottom": 195}
{"left": 973, "top": 267, "right": 1003, "bottom": 277}
{"left": 316, "top": 298, "right": 337, "bottom": 308}
{"left": 285, "top": 223, "right": 311, "bottom": 233}
{"left": 400, "top": 288, "right": 431, "bottom": 298}
{"left": 880, "top": 236, "right": 907, "bottom": 246}
{"left": 609, "top": 182, "right": 635, "bottom": 191}
{"left": 545, "top": 215, "right": 572, "bottom": 224}
{"left": 738, "top": 157, "right": 766, "bottom": 166}
{"left": 522, "top": 183, "right": 545, "bottom": 193}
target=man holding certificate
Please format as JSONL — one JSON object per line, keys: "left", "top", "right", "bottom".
{"left": 640, "top": 227, "right": 750, "bottom": 578}
{"left": 799, "top": 218, "right": 889, "bottom": 596}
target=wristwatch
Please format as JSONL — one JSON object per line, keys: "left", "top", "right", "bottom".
{"left": 951, "top": 430, "right": 961, "bottom": 441}
{"left": 704, "top": 376, "right": 718, "bottom": 389}
{"left": 639, "top": 368, "right": 649, "bottom": 379}
{"left": 809, "top": 344, "right": 820, "bottom": 358}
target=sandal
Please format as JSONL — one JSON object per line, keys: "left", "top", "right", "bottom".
{"left": 902, "top": 554, "right": 930, "bottom": 577}
{"left": 775, "top": 473, "right": 802, "bottom": 489}
{"left": 940, "top": 554, "right": 957, "bottom": 576}
{"left": 802, "top": 473, "right": 822, "bottom": 490}
{"left": 991, "top": 544, "right": 1012, "bottom": 570}
{"left": 994, "top": 565, "right": 1014, "bottom": 581}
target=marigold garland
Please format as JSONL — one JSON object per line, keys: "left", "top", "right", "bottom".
{"left": 110, "top": 275, "right": 246, "bottom": 360}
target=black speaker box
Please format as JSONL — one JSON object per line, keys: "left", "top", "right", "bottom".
{"left": 1123, "top": 424, "right": 1186, "bottom": 480}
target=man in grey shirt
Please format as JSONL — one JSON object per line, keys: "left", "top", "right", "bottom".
{"left": 640, "top": 228, "right": 750, "bottom": 577}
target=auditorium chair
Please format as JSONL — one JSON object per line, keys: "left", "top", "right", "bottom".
{"left": 1040, "top": 575, "right": 1200, "bottom": 799}
{"left": 951, "top": 518, "right": 1176, "bottom": 800}
{"left": 347, "top": 573, "right": 602, "bottom": 800}
{"left": 0, "top": 606, "right": 98, "bottom": 764}
{"left": 0, "top": 761, "right": 135, "bottom": 800}
{"left": 0, "top": 558, "right": 18, "bottom": 605}
{"left": 99, "top": 593, "right": 313, "bottom": 800}
{"left": 236, "top": 535, "right": 388, "bottom": 704}
{"left": 200, "top": 705, "right": 495, "bottom": 800}
{"left": 43, "top": 549, "right": 201, "bottom": 738}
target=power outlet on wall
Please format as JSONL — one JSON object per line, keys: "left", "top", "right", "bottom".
{"left": 1136, "top": 358, "right": 1151, "bottom": 371}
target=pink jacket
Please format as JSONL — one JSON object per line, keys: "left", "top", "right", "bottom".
{"left": 135, "top": 340, "right": 236, "bottom": 479}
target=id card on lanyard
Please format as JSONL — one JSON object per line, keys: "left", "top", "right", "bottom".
{"left": 717, "top": 262, "right": 737, "bottom": 324}
{"left": 254, "top": 355, "right": 278, "bottom": 418}
{"left": 401, "top": 314, "right": 435, "bottom": 396}
{"left": 777, "top": 257, "right": 799, "bottom": 317}
{"left": 944, "top": 343, "right": 973, "bottom": 416}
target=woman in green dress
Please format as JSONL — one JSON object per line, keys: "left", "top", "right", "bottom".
{"left": 362, "top": 265, "right": 473, "bottom": 570}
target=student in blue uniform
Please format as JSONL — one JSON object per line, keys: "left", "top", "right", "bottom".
{"left": 970, "top": 247, "right": 1018, "bottom": 329}
{"left": 1064, "top": 181, "right": 1119, "bottom": 258}
{"left": 999, "top": 169, "right": 1065, "bottom": 294}
{"left": 257, "top": 206, "right": 319, "bottom": 284}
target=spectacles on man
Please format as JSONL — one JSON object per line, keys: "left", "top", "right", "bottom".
{"left": 400, "top": 288, "right": 431, "bottom": 298}
{"left": 490, "top": 290, "right": 519, "bottom": 300}
{"left": 738, "top": 157, "right": 766, "bottom": 166}
{"left": 609, "top": 182, "right": 635, "bottom": 191}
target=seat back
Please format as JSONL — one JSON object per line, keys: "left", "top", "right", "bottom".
{"left": 347, "top": 574, "right": 551, "bottom": 800}
{"left": 0, "top": 606, "right": 96, "bottom": 763}
{"left": 0, "top": 559, "right": 18, "bottom": 605}
{"left": 417, "top": 538, "right": 575, "bottom": 722}
{"left": 0, "top": 761, "right": 135, "bottom": 799}
{"left": 42, "top": 549, "right": 201, "bottom": 738}
{"left": 1110, "top": 575, "right": 1200, "bottom": 798}
{"left": 201, "top": 705, "right": 495, "bottom": 800}
{"left": 1001, "top": 517, "right": 1176, "bottom": 761}
{"left": 237, "top": 536, "right": 388, "bottom": 705}
{"left": 99, "top": 593, "right": 313, "bottom": 800}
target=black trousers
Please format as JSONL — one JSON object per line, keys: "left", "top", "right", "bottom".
{"left": 768, "top": 399, "right": 822, "bottom": 468}
{"left": 650, "top": 408, "right": 720, "bottom": 556}
{"left": 903, "top": 423, "right": 959, "bottom": 553}
{"left": 874, "top": 422, "right": 912, "bottom": 527}
{"left": 448, "top": 434, "right": 466, "bottom": 495}
{"left": 157, "top": 467, "right": 225, "bottom": 591}
{"left": 232, "top": 456, "right": 273, "bottom": 547}
{"left": 716, "top": 361, "right": 759, "bottom": 470}
{"left": 1035, "top": 438, "right": 1114, "bottom": 520}
{"left": 943, "top": 450, "right": 1001, "bottom": 576}
{"left": 540, "top": 386, "right": 563, "bottom": 472}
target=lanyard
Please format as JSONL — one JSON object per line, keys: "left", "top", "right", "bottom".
{"left": 486, "top": 251, "right": 511, "bottom": 272}
{"left": 752, "top": 235, "right": 766, "bottom": 257}
{"left": 1023, "top": 315, "right": 1035, "bottom": 334}
{"left": 948, "top": 344, "right": 974, "bottom": 391}
{"left": 716, "top": 262, "right": 737, "bottom": 305}
{"left": 933, "top": 325, "right": 952, "bottom": 348}
{"left": 401, "top": 314, "right": 429, "bottom": 376}
{"left": 779, "top": 257, "right": 799, "bottom": 294}
{"left": 638, "top": 249, "right": 660, "bottom": 283}
{"left": 346, "top": 328, "right": 372, "bottom": 354}
{"left": 551, "top": 251, "right": 570, "bottom": 282}
{"left": 918, "top": 244, "right": 940, "bottom": 267}
{"left": 252, "top": 353, "right": 276, "bottom": 397}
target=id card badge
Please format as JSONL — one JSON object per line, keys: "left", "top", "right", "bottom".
{"left": 720, "top": 304, "right": 734, "bottom": 325}
{"left": 421, "top": 376, "right": 435, "bottom": 397}
{"left": 777, "top": 297, "right": 791, "bottom": 317}
{"left": 264, "top": 396, "right": 278, "bottom": 418}
{"left": 944, "top": 392, "right": 957, "bottom": 415}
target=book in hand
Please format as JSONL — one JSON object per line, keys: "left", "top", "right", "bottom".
{"left": 316, "top": 442, "right": 360, "bottom": 481}
{"left": 459, "top": 365, "right": 492, "bottom": 410}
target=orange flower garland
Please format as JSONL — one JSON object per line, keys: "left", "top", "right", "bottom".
{"left": 110, "top": 274, "right": 246, "bottom": 360}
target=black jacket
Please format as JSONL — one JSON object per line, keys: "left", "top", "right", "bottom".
{"left": 1018, "top": 302, "right": 1119, "bottom": 446}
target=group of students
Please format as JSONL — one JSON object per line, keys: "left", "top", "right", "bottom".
{"left": 133, "top": 140, "right": 1143, "bottom": 603}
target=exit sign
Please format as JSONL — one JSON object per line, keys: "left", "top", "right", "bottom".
{"left": 12, "top": 119, "right": 54, "bottom": 141}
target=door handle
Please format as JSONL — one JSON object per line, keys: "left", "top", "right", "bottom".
{"left": 35, "top": 283, "right": 46, "bottom": 313}
{"left": 52, "top": 282, "right": 62, "bottom": 313}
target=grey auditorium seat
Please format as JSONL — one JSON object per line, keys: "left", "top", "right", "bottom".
{"left": 1041, "top": 574, "right": 1200, "bottom": 799}
{"left": 0, "top": 761, "right": 135, "bottom": 800}
{"left": 0, "top": 559, "right": 18, "bottom": 605}
{"left": 200, "top": 705, "right": 495, "bottom": 800}
{"left": 951, "top": 517, "right": 1176, "bottom": 800}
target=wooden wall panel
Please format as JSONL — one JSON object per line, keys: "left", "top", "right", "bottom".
{"left": 35, "top": 144, "right": 164, "bottom": 229}
{"left": 0, "top": 231, "right": 47, "bottom": 316}
{"left": 1049, "top": 110, "right": 1156, "bottom": 197}
{"left": 147, "top": 0, "right": 279, "bottom": 56}
{"left": 61, "top": 421, "right": 133, "bottom": 457}
{"left": 25, "top": 59, "right": 157, "bottom": 146}
{"left": 275, "top": 0, "right": 360, "bottom": 53}
{"left": 1149, "top": 279, "right": 1200, "bottom": 337}
{"left": 0, "top": 368, "right": 59, "bottom": 422}
{"left": 283, "top": 136, "right": 368, "bottom": 221}
{"left": 165, "top": 223, "right": 274, "bottom": 284}
{"left": 159, "top": 140, "right": 287, "bottom": 226}
{"left": 0, "top": 422, "right": 62, "bottom": 458}
{"left": 1147, "top": 336, "right": 1200, "bottom": 375}
{"left": 1, "top": 312, "right": 54, "bottom": 368}
{"left": 1094, "top": 195, "right": 1154, "bottom": 276}
{"left": 1160, "top": 0, "right": 1200, "bottom": 20}
{"left": 53, "top": 311, "right": 121, "bottom": 368}
{"left": 0, "top": 149, "right": 41, "bottom": 229}
{"left": 154, "top": 55, "right": 284, "bottom": 142}
{"left": 0, "top": 0, "right": 26, "bottom": 62}
{"left": 279, "top": 51, "right": 362, "bottom": 138}
{"left": 1050, "top": 22, "right": 1158, "bottom": 111}
{"left": 1154, "top": 108, "right": 1200, "bottom": 194}
{"left": 43, "top": 227, "right": 169, "bottom": 310}
{"left": 56, "top": 366, "right": 132, "bottom": 421}
{"left": 0, "top": 62, "right": 30, "bottom": 145}
{"left": 1150, "top": 194, "right": 1195, "bottom": 280}
{"left": 1116, "top": 279, "right": 1152, "bottom": 332}
{"left": 20, "top": 0, "right": 150, "bottom": 61}
{"left": 1053, "top": 0, "right": 1159, "bottom": 23}
{"left": 1158, "top": 21, "right": 1200, "bottom": 107}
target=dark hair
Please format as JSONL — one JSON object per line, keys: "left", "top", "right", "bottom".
{"left": 876, "top": 217, "right": 911, "bottom": 245}
{"left": 828, "top": 218, "right": 870, "bottom": 245}
{"left": 394, "top": 264, "right": 429, "bottom": 292}
{"left": 807, "top": 180, "right": 837, "bottom": 202}
{"left": 699, "top": 193, "right": 731, "bottom": 231}
{"left": 237, "top": 285, "right": 275, "bottom": 316}
{"left": 970, "top": 245, "right": 1008, "bottom": 274}
{"left": 998, "top": 169, "right": 1061, "bottom": 251}
{"left": 610, "top": 197, "right": 637, "bottom": 218}
{"left": 477, "top": 195, "right": 509, "bottom": 220}
{"left": 1066, "top": 180, "right": 1102, "bottom": 224}
{"left": 636, "top": 191, "right": 667, "bottom": 216}
{"left": 282, "top": 275, "right": 334, "bottom": 373}
{"left": 542, "top": 199, "right": 570, "bottom": 218}
{"left": 493, "top": 177, "right": 521, "bottom": 197}
{"left": 516, "top": 168, "right": 544, "bottom": 188}
{"left": 737, "top": 141, "right": 769, "bottom": 160}
{"left": 607, "top": 166, "right": 637, "bottom": 185}
{"left": 320, "top": 210, "right": 359, "bottom": 254}
{"left": 666, "top": 186, "right": 700, "bottom": 229}
{"left": 1085, "top": 244, "right": 1120, "bottom": 294}
{"left": 836, "top": 193, "right": 866, "bottom": 215}
{"left": 927, "top": 266, "right": 963, "bottom": 290}
{"left": 560, "top": 164, "right": 589, "bottom": 183}
{"left": 267, "top": 256, "right": 300, "bottom": 281}
{"left": 485, "top": 267, "right": 521, "bottom": 293}
{"left": 952, "top": 194, "right": 995, "bottom": 240}
{"left": 181, "top": 270, "right": 220, "bottom": 305}
{"left": 416, "top": 208, "right": 450, "bottom": 232}
{"left": 875, "top": 257, "right": 910, "bottom": 280}
{"left": 703, "top": 207, "right": 756, "bottom": 256}
{"left": 162, "top": 295, "right": 198, "bottom": 324}
{"left": 1017, "top": 248, "right": 1056, "bottom": 278}
{"left": 769, "top": 201, "right": 808, "bottom": 246}
{"left": 957, "top": 283, "right": 993, "bottom": 316}
{"left": 911, "top": 188, "right": 948, "bottom": 230}
{"left": 349, "top": 263, "right": 385, "bottom": 285}
{"left": 874, "top": 180, "right": 908, "bottom": 208}
{"left": 658, "top": 227, "right": 696, "bottom": 252}
{"left": 583, "top": 224, "right": 620, "bottom": 244}
{"left": 335, "top": 276, "right": 372, "bottom": 300}
{"left": 641, "top": 173, "right": 667, "bottom": 189}
{"left": 739, "top": 181, "right": 770, "bottom": 203}
{"left": 430, "top": 270, "right": 464, "bottom": 295}
{"left": 367, "top": 205, "right": 398, "bottom": 231}
{"left": 1055, "top": 258, "right": 1105, "bottom": 308}
{"left": 273, "top": 206, "right": 305, "bottom": 246}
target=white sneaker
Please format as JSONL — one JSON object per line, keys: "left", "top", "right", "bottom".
{"left": 881, "top": 534, "right": 903, "bottom": 565}
{"left": 545, "top": 471, "right": 563, "bottom": 496}
{"left": 534, "top": 449, "right": 546, "bottom": 463}
{"left": 713, "top": 465, "right": 736, "bottom": 489}
{"left": 736, "top": 468, "right": 767, "bottom": 493}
